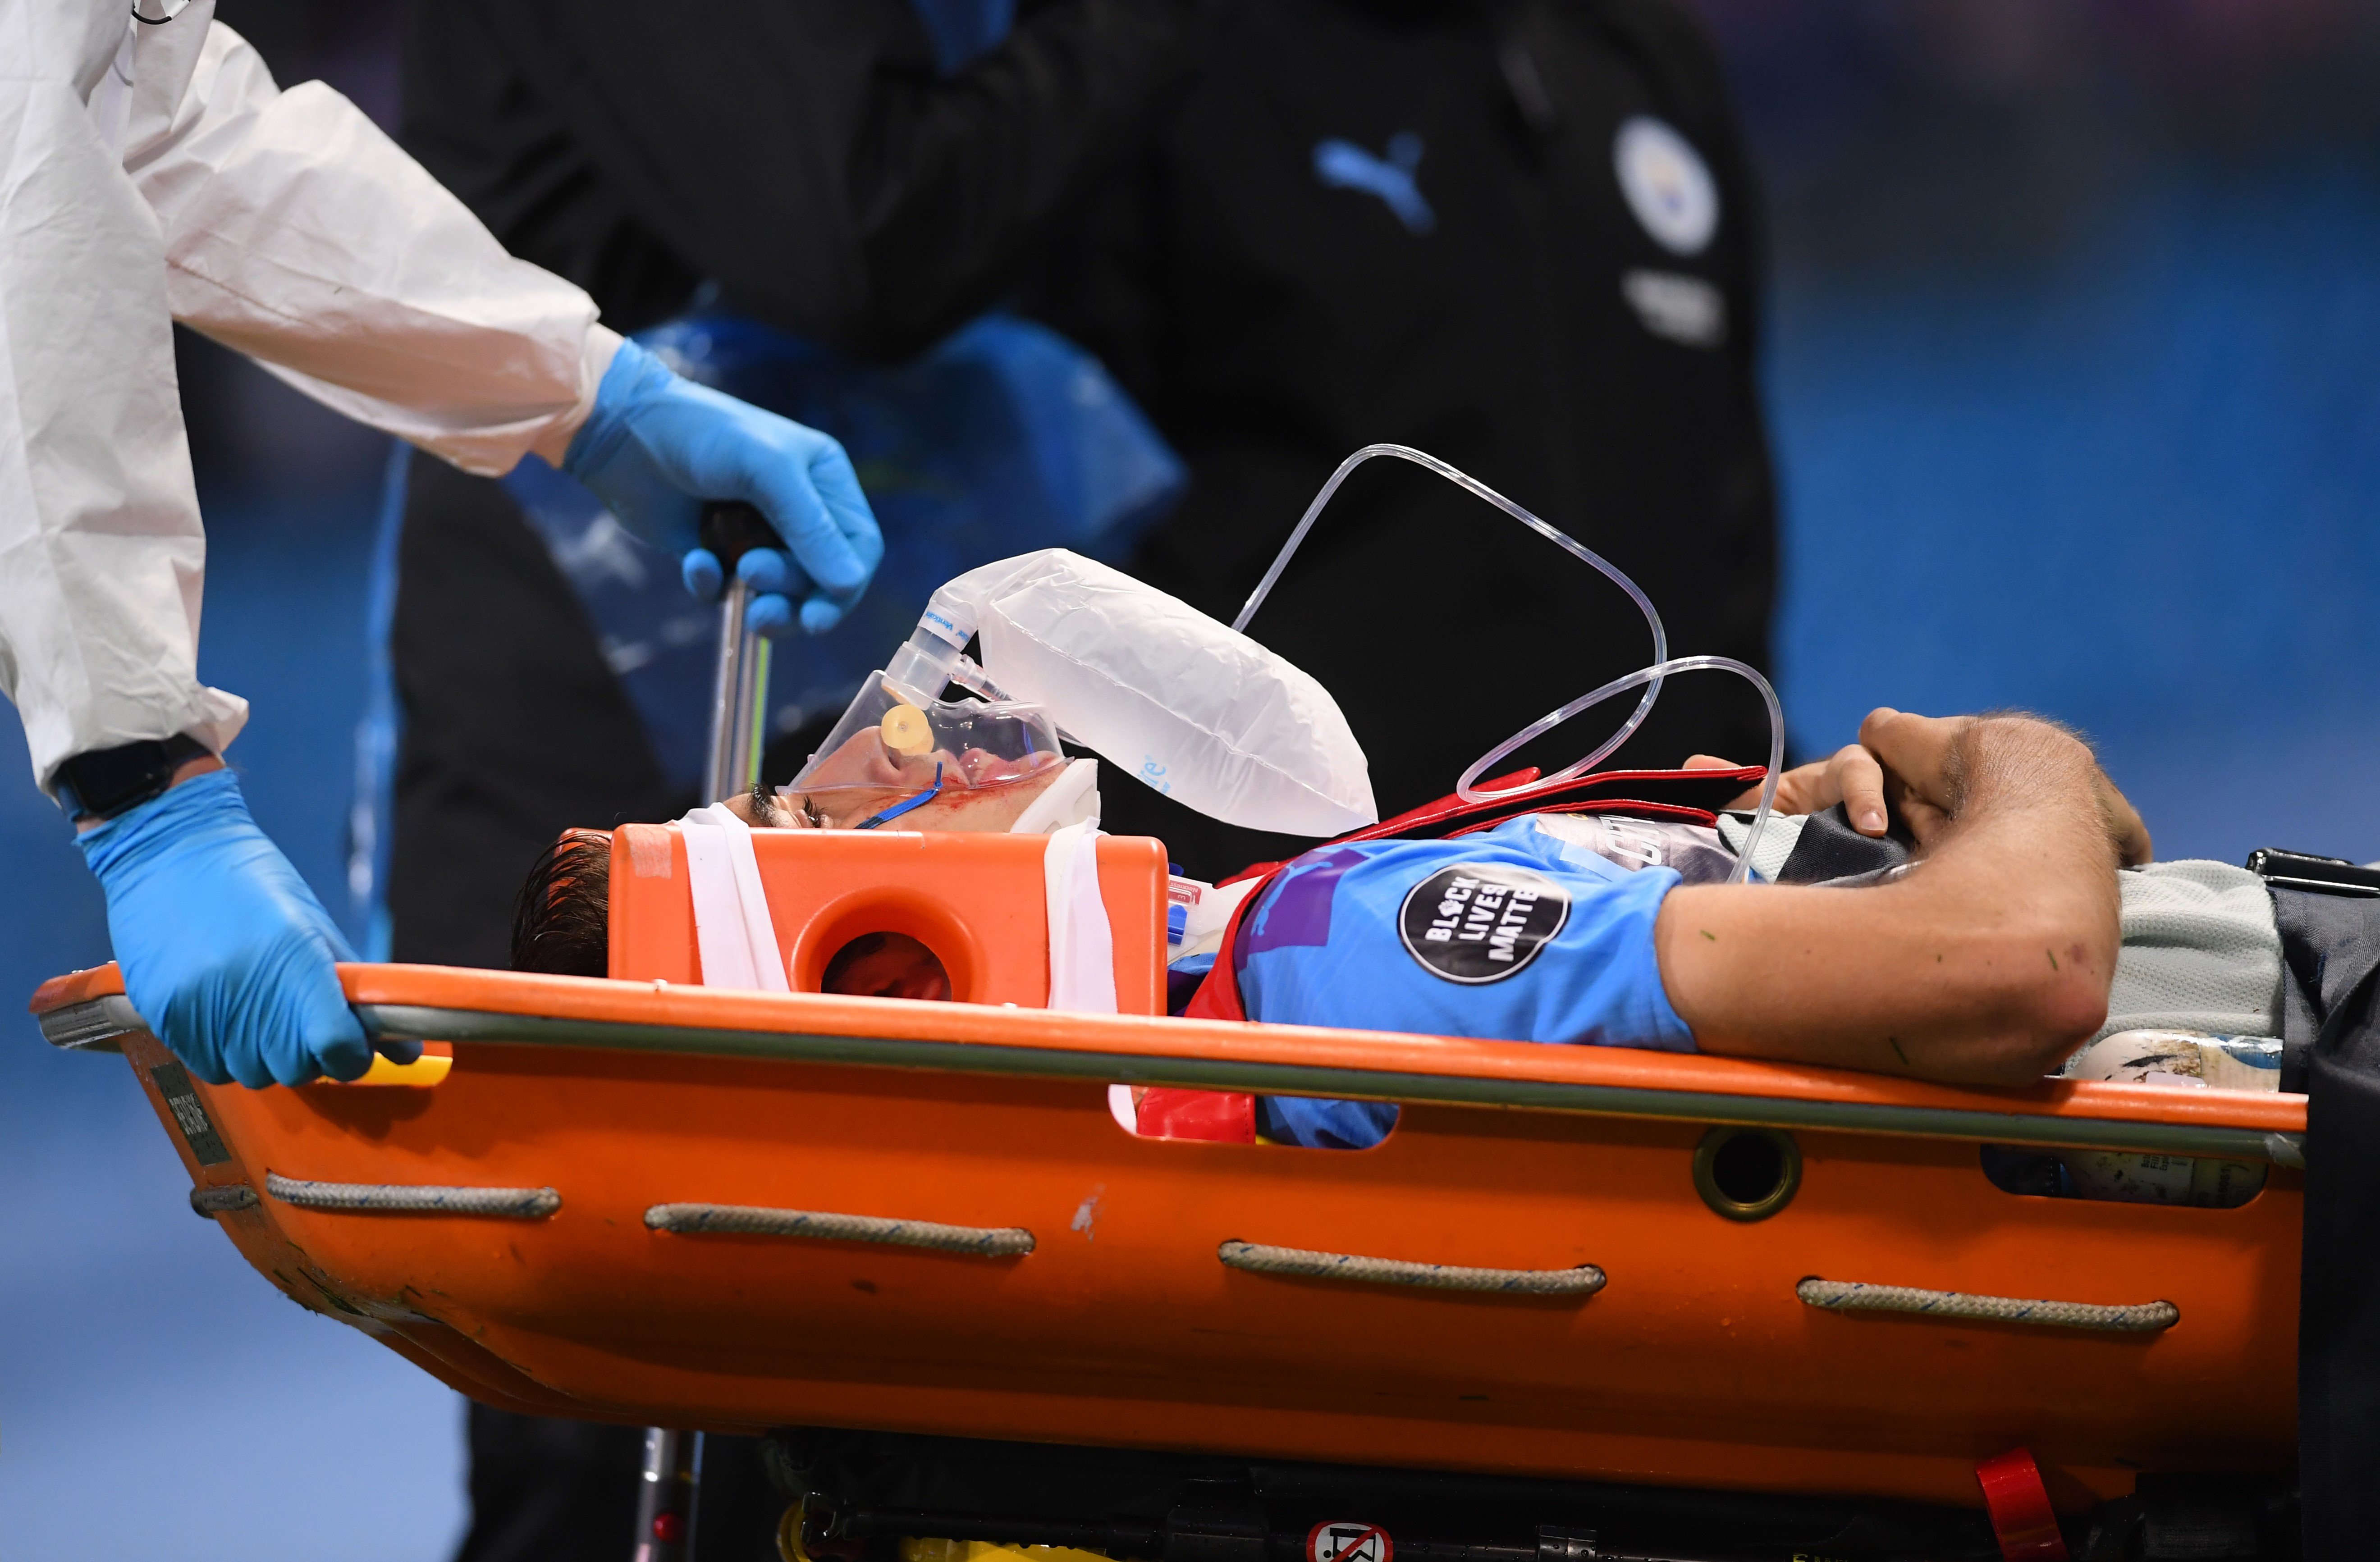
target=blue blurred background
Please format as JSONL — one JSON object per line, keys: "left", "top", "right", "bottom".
{"left": 4, "top": 1, "right": 2376, "bottom": 1555}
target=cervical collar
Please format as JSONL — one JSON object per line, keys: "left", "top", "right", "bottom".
{"left": 1008, "top": 758, "right": 1102, "bottom": 836}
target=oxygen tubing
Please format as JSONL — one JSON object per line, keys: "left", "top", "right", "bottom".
{"left": 1241, "top": 443, "right": 1782, "bottom": 886}
{"left": 1232, "top": 443, "right": 1671, "bottom": 777}
{"left": 1458, "top": 657, "right": 1784, "bottom": 886}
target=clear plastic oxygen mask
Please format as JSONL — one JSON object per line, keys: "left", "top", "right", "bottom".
{"left": 1237, "top": 444, "right": 1784, "bottom": 884}
{"left": 788, "top": 674, "right": 1069, "bottom": 815}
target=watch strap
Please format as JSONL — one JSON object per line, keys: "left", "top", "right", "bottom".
{"left": 55, "top": 734, "right": 214, "bottom": 822}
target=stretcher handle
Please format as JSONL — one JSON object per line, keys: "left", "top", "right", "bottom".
{"left": 1796, "top": 1277, "right": 2178, "bottom": 1334}
{"left": 265, "top": 1171, "right": 561, "bottom": 1219}
{"left": 701, "top": 501, "right": 779, "bottom": 804}
{"left": 698, "top": 500, "right": 780, "bottom": 571}
{"left": 1218, "top": 1239, "right": 1606, "bottom": 1297}
{"left": 646, "top": 1202, "right": 1034, "bottom": 1256}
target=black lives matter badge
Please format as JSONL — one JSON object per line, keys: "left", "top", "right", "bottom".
{"left": 1398, "top": 862, "right": 1569, "bottom": 983}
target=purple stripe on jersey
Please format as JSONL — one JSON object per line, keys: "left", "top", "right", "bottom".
{"left": 1243, "top": 848, "right": 1369, "bottom": 956}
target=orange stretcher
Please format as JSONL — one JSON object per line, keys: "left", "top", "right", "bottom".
{"left": 32, "top": 852, "right": 2304, "bottom": 1520}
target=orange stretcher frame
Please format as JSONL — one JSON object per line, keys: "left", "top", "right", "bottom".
{"left": 32, "top": 958, "right": 2303, "bottom": 1515}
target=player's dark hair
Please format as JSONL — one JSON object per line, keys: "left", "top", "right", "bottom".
{"left": 509, "top": 830, "right": 612, "bottom": 979}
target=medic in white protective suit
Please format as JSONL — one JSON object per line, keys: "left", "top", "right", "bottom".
{"left": 0, "top": 0, "right": 883, "bottom": 1088}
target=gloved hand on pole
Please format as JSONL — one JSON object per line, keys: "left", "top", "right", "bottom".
{"left": 562, "top": 340, "right": 883, "bottom": 637}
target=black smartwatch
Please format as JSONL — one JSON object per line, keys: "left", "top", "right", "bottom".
{"left": 53, "top": 734, "right": 214, "bottom": 823}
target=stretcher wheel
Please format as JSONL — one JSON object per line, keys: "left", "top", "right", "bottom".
{"left": 778, "top": 1497, "right": 810, "bottom": 1562}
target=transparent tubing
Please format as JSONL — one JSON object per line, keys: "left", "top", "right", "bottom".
{"left": 1460, "top": 657, "right": 1784, "bottom": 887}
{"left": 1232, "top": 444, "right": 1669, "bottom": 784}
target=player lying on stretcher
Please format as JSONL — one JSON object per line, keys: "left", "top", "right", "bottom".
{"left": 517, "top": 704, "right": 2180, "bottom": 1100}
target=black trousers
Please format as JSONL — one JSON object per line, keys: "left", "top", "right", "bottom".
{"left": 392, "top": 453, "right": 785, "bottom": 1559}
{"left": 454, "top": 1407, "right": 787, "bottom": 1562}
{"left": 2279, "top": 886, "right": 2380, "bottom": 1558}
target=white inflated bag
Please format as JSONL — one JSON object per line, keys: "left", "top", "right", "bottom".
{"left": 918, "top": 550, "right": 1375, "bottom": 837}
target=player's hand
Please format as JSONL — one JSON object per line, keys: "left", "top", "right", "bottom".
{"left": 1859, "top": 708, "right": 2151, "bottom": 863}
{"left": 1691, "top": 745, "right": 1893, "bottom": 836}
{"left": 1851, "top": 708, "right": 1970, "bottom": 847}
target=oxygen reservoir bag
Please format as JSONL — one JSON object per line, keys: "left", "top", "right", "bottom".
{"left": 883, "top": 549, "right": 1376, "bottom": 837}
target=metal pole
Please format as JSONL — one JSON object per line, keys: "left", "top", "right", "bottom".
{"left": 662, "top": 498, "right": 779, "bottom": 1557}
{"left": 632, "top": 1426, "right": 701, "bottom": 1562}
{"left": 698, "top": 499, "right": 783, "bottom": 805}
{"left": 733, "top": 631, "right": 771, "bottom": 795}
{"left": 702, "top": 577, "right": 753, "bottom": 805}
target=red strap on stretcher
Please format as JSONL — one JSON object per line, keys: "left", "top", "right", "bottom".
{"left": 1974, "top": 1448, "right": 2069, "bottom": 1562}
{"left": 1132, "top": 1086, "right": 1256, "bottom": 1142}
{"left": 1210, "top": 764, "right": 1762, "bottom": 888}
{"left": 1181, "top": 863, "right": 1270, "bottom": 1025}
{"left": 1130, "top": 870, "right": 1274, "bottom": 1142}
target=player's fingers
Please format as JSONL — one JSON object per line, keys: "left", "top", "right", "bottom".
{"left": 1901, "top": 796, "right": 1954, "bottom": 850}
{"left": 1730, "top": 757, "right": 1830, "bottom": 814}
{"left": 2094, "top": 774, "right": 2155, "bottom": 867}
{"left": 1831, "top": 744, "right": 1890, "bottom": 836}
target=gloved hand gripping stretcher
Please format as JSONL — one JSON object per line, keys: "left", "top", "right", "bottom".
{"left": 32, "top": 453, "right": 2311, "bottom": 1560}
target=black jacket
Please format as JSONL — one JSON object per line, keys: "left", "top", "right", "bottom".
{"left": 401, "top": 0, "right": 1211, "bottom": 349}
{"left": 1020, "top": 0, "right": 1780, "bottom": 871}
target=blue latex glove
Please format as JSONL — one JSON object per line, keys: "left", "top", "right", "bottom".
{"left": 563, "top": 339, "right": 883, "bottom": 636}
{"left": 78, "top": 770, "right": 399, "bottom": 1087}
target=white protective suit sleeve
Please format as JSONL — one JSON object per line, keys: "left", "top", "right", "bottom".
{"left": 0, "top": 0, "right": 618, "bottom": 791}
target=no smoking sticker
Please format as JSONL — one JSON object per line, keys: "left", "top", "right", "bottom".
{"left": 1307, "top": 1522, "right": 1392, "bottom": 1562}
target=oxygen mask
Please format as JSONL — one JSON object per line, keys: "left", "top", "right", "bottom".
{"left": 790, "top": 674, "right": 1068, "bottom": 803}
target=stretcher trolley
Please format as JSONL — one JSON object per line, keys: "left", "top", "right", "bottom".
{"left": 32, "top": 502, "right": 2303, "bottom": 1560}
{"left": 32, "top": 923, "right": 2304, "bottom": 1562}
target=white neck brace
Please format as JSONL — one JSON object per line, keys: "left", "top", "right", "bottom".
{"left": 1008, "top": 758, "right": 1101, "bottom": 835}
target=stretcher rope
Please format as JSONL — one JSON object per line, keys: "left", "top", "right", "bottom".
{"left": 1796, "top": 1277, "right": 2178, "bottom": 1334}
{"left": 265, "top": 1171, "right": 561, "bottom": 1219}
{"left": 644, "top": 1203, "right": 1036, "bottom": 1256}
{"left": 1217, "top": 1239, "right": 1606, "bottom": 1296}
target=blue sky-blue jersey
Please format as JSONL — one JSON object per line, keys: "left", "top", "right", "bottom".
{"left": 1236, "top": 815, "right": 1695, "bottom": 1049}
{"left": 1190, "top": 815, "right": 1696, "bottom": 1150}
